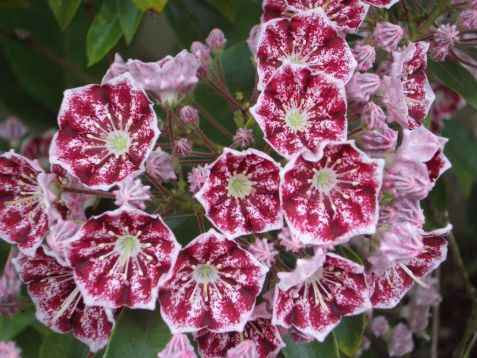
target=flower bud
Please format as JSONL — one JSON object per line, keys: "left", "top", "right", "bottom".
{"left": 173, "top": 138, "right": 192, "bottom": 157}
{"left": 362, "top": 102, "right": 386, "bottom": 129}
{"left": 374, "top": 22, "right": 404, "bottom": 52}
{"left": 179, "top": 105, "right": 199, "bottom": 126}
{"left": 206, "top": 28, "right": 227, "bottom": 51}
{"left": 233, "top": 128, "right": 254, "bottom": 148}
{"left": 352, "top": 41, "right": 376, "bottom": 71}
{"left": 346, "top": 73, "right": 381, "bottom": 102}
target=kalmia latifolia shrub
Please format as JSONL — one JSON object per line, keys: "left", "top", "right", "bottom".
{"left": 5, "top": 0, "right": 475, "bottom": 356}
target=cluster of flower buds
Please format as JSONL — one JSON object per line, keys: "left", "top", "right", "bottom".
{"left": 0, "top": 0, "right": 460, "bottom": 356}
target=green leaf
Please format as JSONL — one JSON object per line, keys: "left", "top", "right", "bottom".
{"left": 117, "top": 0, "right": 143, "bottom": 44}
{"left": 442, "top": 120, "right": 477, "bottom": 178}
{"left": 0, "top": 309, "right": 36, "bottom": 340}
{"left": 104, "top": 308, "right": 171, "bottom": 358}
{"left": 0, "top": 0, "right": 28, "bottom": 8}
{"left": 132, "top": 0, "right": 168, "bottom": 12}
{"left": 14, "top": 326, "right": 43, "bottom": 358}
{"left": 205, "top": 0, "right": 236, "bottom": 22}
{"left": 47, "top": 0, "right": 81, "bottom": 30}
{"left": 282, "top": 333, "right": 340, "bottom": 358}
{"left": 39, "top": 332, "right": 90, "bottom": 358}
{"left": 429, "top": 60, "right": 477, "bottom": 109}
{"left": 86, "top": 0, "right": 122, "bottom": 66}
{"left": 334, "top": 314, "right": 366, "bottom": 357}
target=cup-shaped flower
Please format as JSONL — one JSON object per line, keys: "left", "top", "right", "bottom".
{"left": 256, "top": 8, "right": 356, "bottom": 90}
{"left": 368, "top": 225, "right": 450, "bottom": 309}
{"left": 67, "top": 208, "right": 181, "bottom": 309}
{"left": 261, "top": 0, "right": 369, "bottom": 32}
{"left": 273, "top": 251, "right": 371, "bottom": 342}
{"left": 49, "top": 74, "right": 160, "bottom": 190}
{"left": 13, "top": 248, "right": 115, "bottom": 352}
{"left": 195, "top": 148, "right": 282, "bottom": 239}
{"left": 0, "top": 152, "right": 56, "bottom": 255}
{"left": 280, "top": 141, "right": 384, "bottom": 245}
{"left": 250, "top": 65, "right": 347, "bottom": 159}
{"left": 158, "top": 229, "right": 269, "bottom": 333}
{"left": 195, "top": 317, "right": 285, "bottom": 358}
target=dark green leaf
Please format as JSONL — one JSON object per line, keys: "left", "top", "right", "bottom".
{"left": 282, "top": 333, "right": 340, "bottom": 358}
{"left": 336, "top": 246, "right": 364, "bottom": 265}
{"left": 334, "top": 314, "right": 366, "bottom": 357}
{"left": 0, "top": 309, "right": 36, "bottom": 340}
{"left": 86, "top": 0, "right": 122, "bottom": 66}
{"left": 117, "top": 0, "right": 143, "bottom": 44}
{"left": 39, "top": 332, "right": 90, "bottom": 358}
{"left": 442, "top": 120, "right": 477, "bottom": 178}
{"left": 47, "top": 0, "right": 82, "bottom": 30}
{"left": 132, "top": 0, "right": 168, "bottom": 12}
{"left": 429, "top": 60, "right": 477, "bottom": 109}
{"left": 220, "top": 41, "right": 255, "bottom": 92}
{"left": 205, "top": 0, "right": 236, "bottom": 22}
{"left": 0, "top": 0, "right": 28, "bottom": 8}
{"left": 14, "top": 326, "right": 43, "bottom": 358}
{"left": 103, "top": 308, "right": 171, "bottom": 358}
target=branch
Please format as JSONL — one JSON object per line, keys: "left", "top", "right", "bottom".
{"left": 0, "top": 26, "right": 97, "bottom": 84}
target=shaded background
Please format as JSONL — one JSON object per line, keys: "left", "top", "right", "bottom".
{"left": 0, "top": 0, "right": 476, "bottom": 357}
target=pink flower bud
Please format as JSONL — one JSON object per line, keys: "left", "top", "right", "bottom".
{"left": 434, "top": 23, "right": 459, "bottom": 47}
{"left": 360, "top": 125, "right": 398, "bottom": 157}
{"left": 113, "top": 176, "right": 151, "bottom": 210}
{"left": 102, "top": 53, "right": 128, "bottom": 83}
{"left": 278, "top": 227, "right": 305, "bottom": 253}
{"left": 388, "top": 323, "right": 414, "bottom": 357}
{"left": 191, "top": 41, "right": 211, "bottom": 77}
{"left": 173, "top": 138, "right": 192, "bottom": 157}
{"left": 146, "top": 148, "right": 177, "bottom": 182}
{"left": 379, "top": 198, "right": 425, "bottom": 228}
{"left": 188, "top": 165, "right": 209, "bottom": 193}
{"left": 346, "top": 73, "right": 381, "bottom": 102}
{"left": 430, "top": 44, "right": 449, "bottom": 62}
{"left": 383, "top": 159, "right": 432, "bottom": 200}
{"left": 247, "top": 24, "right": 261, "bottom": 58}
{"left": 206, "top": 28, "right": 227, "bottom": 50}
{"left": 362, "top": 102, "right": 386, "bottom": 129}
{"left": 0, "top": 116, "right": 27, "bottom": 147}
{"left": 371, "top": 316, "right": 389, "bottom": 337}
{"left": 0, "top": 341, "right": 21, "bottom": 358}
{"left": 158, "top": 334, "right": 196, "bottom": 358}
{"left": 352, "top": 41, "right": 376, "bottom": 71}
{"left": 179, "top": 105, "right": 199, "bottom": 126}
{"left": 249, "top": 238, "right": 278, "bottom": 268}
{"left": 233, "top": 128, "right": 254, "bottom": 148}
{"left": 459, "top": 9, "right": 477, "bottom": 30}
{"left": 374, "top": 22, "right": 404, "bottom": 52}
{"left": 0, "top": 250, "right": 21, "bottom": 316}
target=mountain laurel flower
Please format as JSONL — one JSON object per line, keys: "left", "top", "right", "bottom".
{"left": 157, "top": 334, "right": 196, "bottom": 358}
{"left": 173, "top": 138, "right": 192, "bottom": 158}
{"left": 374, "top": 22, "right": 404, "bottom": 52}
{"left": 179, "top": 105, "right": 199, "bottom": 126}
{"left": 364, "top": 0, "right": 401, "bottom": 9}
{"left": 346, "top": 73, "right": 381, "bottom": 102}
{"left": 371, "top": 316, "right": 390, "bottom": 337}
{"left": 388, "top": 323, "right": 414, "bottom": 357}
{"left": 113, "top": 176, "right": 151, "bottom": 210}
{"left": 0, "top": 116, "right": 27, "bottom": 147}
{"left": 188, "top": 165, "right": 209, "bottom": 193}
{"left": 434, "top": 23, "right": 459, "bottom": 47}
{"left": 459, "top": 9, "right": 477, "bottom": 30}
{"left": 146, "top": 148, "right": 177, "bottom": 182}
{"left": 21, "top": 130, "right": 55, "bottom": 171}
{"left": 190, "top": 41, "right": 211, "bottom": 77}
{"left": 233, "top": 128, "right": 254, "bottom": 148}
{"left": 360, "top": 124, "right": 398, "bottom": 158}
{"left": 226, "top": 340, "right": 258, "bottom": 358}
{"left": 248, "top": 238, "right": 278, "bottom": 267}
{"left": 43, "top": 219, "right": 80, "bottom": 267}
{"left": 247, "top": 24, "right": 261, "bottom": 59}
{"left": 206, "top": 28, "right": 227, "bottom": 51}
{"left": 0, "top": 341, "right": 21, "bottom": 358}
{"left": 362, "top": 102, "right": 387, "bottom": 129}
{"left": 352, "top": 42, "right": 376, "bottom": 71}
{"left": 430, "top": 44, "right": 449, "bottom": 62}
{"left": 278, "top": 227, "right": 305, "bottom": 253}
{"left": 0, "top": 250, "right": 21, "bottom": 316}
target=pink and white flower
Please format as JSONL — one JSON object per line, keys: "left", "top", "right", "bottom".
{"left": 20, "top": 130, "right": 55, "bottom": 170}
{"left": 388, "top": 323, "right": 414, "bottom": 357}
{"left": 195, "top": 148, "right": 282, "bottom": 239}
{"left": 196, "top": 316, "right": 285, "bottom": 358}
{"left": 273, "top": 250, "right": 371, "bottom": 341}
{"left": 0, "top": 151, "right": 56, "bottom": 255}
{"left": 0, "top": 341, "right": 21, "bottom": 358}
{"left": 250, "top": 65, "right": 347, "bottom": 159}
{"left": 368, "top": 225, "right": 450, "bottom": 309}
{"left": 280, "top": 141, "right": 384, "bottom": 245}
{"left": 248, "top": 238, "right": 278, "bottom": 268}
{"left": 373, "top": 22, "right": 404, "bottom": 52}
{"left": 146, "top": 148, "right": 177, "bottom": 182}
{"left": 113, "top": 176, "right": 151, "bottom": 210}
{"left": 432, "top": 84, "right": 465, "bottom": 122}
{"left": 158, "top": 334, "right": 196, "bottom": 358}
{"left": 50, "top": 74, "right": 160, "bottom": 190}
{"left": 233, "top": 128, "right": 255, "bottom": 148}
{"left": 67, "top": 208, "right": 180, "bottom": 309}
{"left": 256, "top": 8, "right": 357, "bottom": 90}
{"left": 261, "top": 0, "right": 369, "bottom": 32}
{"left": 13, "top": 248, "right": 115, "bottom": 352}
{"left": 346, "top": 73, "right": 381, "bottom": 102}
{"left": 158, "top": 229, "right": 268, "bottom": 333}
{"left": 0, "top": 116, "right": 27, "bottom": 147}
{"left": 43, "top": 219, "right": 80, "bottom": 267}
{"left": 188, "top": 165, "right": 209, "bottom": 193}
{"left": 352, "top": 42, "right": 376, "bottom": 71}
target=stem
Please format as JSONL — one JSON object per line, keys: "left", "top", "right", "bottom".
{"left": 195, "top": 211, "right": 205, "bottom": 233}
{"left": 448, "top": 232, "right": 476, "bottom": 298}
{"left": 145, "top": 172, "right": 170, "bottom": 197}
{"left": 189, "top": 151, "right": 216, "bottom": 158}
{"left": 194, "top": 127, "right": 220, "bottom": 155}
{"left": 349, "top": 126, "right": 364, "bottom": 137}
{"left": 206, "top": 77, "right": 242, "bottom": 112}
{"left": 180, "top": 159, "right": 213, "bottom": 166}
{"left": 0, "top": 27, "right": 96, "bottom": 84}
{"left": 62, "top": 186, "right": 115, "bottom": 199}
{"left": 456, "top": 298, "right": 477, "bottom": 358}
{"left": 194, "top": 102, "right": 234, "bottom": 140}
{"left": 431, "top": 269, "right": 440, "bottom": 358}
{"left": 167, "top": 111, "right": 175, "bottom": 153}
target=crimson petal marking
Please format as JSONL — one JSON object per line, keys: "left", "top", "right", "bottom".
{"left": 369, "top": 225, "right": 450, "bottom": 309}
{"left": 256, "top": 8, "right": 357, "bottom": 90}
{"left": 195, "top": 318, "right": 285, "bottom": 358}
{"left": 0, "top": 151, "right": 50, "bottom": 256}
{"left": 272, "top": 253, "right": 370, "bottom": 342}
{"left": 158, "top": 229, "right": 269, "bottom": 333}
{"left": 250, "top": 65, "right": 347, "bottom": 159}
{"left": 49, "top": 73, "right": 160, "bottom": 191}
{"left": 195, "top": 148, "right": 283, "bottom": 239}
{"left": 280, "top": 141, "right": 384, "bottom": 245}
{"left": 67, "top": 208, "right": 181, "bottom": 310}
{"left": 363, "top": 0, "right": 400, "bottom": 9}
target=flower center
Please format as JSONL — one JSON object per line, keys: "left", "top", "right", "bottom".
{"left": 227, "top": 173, "right": 254, "bottom": 199}
{"left": 311, "top": 168, "right": 337, "bottom": 194}
{"left": 106, "top": 130, "right": 130, "bottom": 156}
{"left": 192, "top": 264, "right": 219, "bottom": 284}
{"left": 284, "top": 108, "right": 309, "bottom": 132}
{"left": 115, "top": 235, "right": 141, "bottom": 257}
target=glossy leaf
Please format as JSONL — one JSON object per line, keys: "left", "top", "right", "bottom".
{"left": 442, "top": 120, "right": 477, "bottom": 178}
{"left": 0, "top": 309, "right": 36, "bottom": 340}
{"left": 47, "top": 0, "right": 82, "bottom": 30}
{"left": 86, "top": 0, "right": 122, "bottom": 66}
{"left": 429, "top": 60, "right": 477, "bottom": 109}
{"left": 39, "top": 332, "right": 90, "bottom": 358}
{"left": 117, "top": 0, "right": 143, "bottom": 44}
{"left": 103, "top": 309, "right": 171, "bottom": 358}
{"left": 282, "top": 333, "right": 340, "bottom": 358}
{"left": 205, "top": 0, "right": 236, "bottom": 22}
{"left": 334, "top": 314, "right": 366, "bottom": 357}
{"left": 132, "top": 0, "right": 168, "bottom": 12}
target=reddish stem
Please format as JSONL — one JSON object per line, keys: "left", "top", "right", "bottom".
{"left": 194, "top": 102, "right": 234, "bottom": 140}
{"left": 145, "top": 172, "right": 170, "bottom": 197}
{"left": 62, "top": 186, "right": 115, "bottom": 199}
